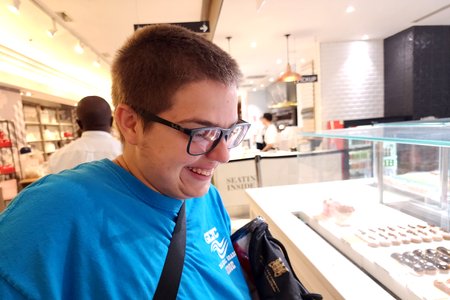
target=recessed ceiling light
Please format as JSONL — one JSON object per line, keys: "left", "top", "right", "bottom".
{"left": 250, "top": 41, "right": 257, "bottom": 48}
{"left": 269, "top": 77, "right": 275, "bottom": 82}
{"left": 346, "top": 5, "right": 355, "bottom": 13}
{"left": 276, "top": 58, "right": 282, "bottom": 65}
{"left": 362, "top": 34, "right": 369, "bottom": 40}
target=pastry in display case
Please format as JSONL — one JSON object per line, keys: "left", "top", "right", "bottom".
{"left": 245, "top": 119, "right": 450, "bottom": 300}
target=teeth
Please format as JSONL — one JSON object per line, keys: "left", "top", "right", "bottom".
{"left": 189, "top": 167, "right": 212, "bottom": 176}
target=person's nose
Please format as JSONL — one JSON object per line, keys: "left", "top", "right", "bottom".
{"left": 205, "top": 137, "right": 230, "bottom": 163}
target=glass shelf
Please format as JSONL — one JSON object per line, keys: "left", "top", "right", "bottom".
{"left": 301, "top": 122, "right": 450, "bottom": 147}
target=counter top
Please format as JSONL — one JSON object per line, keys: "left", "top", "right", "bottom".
{"left": 245, "top": 180, "right": 407, "bottom": 300}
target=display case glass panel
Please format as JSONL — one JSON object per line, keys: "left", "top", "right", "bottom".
{"left": 288, "top": 120, "right": 450, "bottom": 299}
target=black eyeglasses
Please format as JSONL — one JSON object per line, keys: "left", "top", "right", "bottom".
{"left": 140, "top": 111, "right": 251, "bottom": 156}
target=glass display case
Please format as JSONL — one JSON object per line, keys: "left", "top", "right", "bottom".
{"left": 244, "top": 119, "right": 450, "bottom": 300}
{"left": 301, "top": 120, "right": 450, "bottom": 230}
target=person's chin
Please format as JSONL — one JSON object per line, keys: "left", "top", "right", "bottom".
{"left": 186, "top": 182, "right": 211, "bottom": 199}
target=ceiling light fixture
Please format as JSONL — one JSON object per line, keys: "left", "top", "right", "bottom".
{"left": 7, "top": 0, "right": 21, "bottom": 14}
{"left": 29, "top": 0, "right": 109, "bottom": 66}
{"left": 93, "top": 58, "right": 101, "bottom": 68}
{"left": 346, "top": 6, "right": 355, "bottom": 13}
{"left": 278, "top": 34, "right": 301, "bottom": 83}
{"left": 226, "top": 36, "right": 232, "bottom": 54}
{"left": 46, "top": 18, "right": 57, "bottom": 38}
{"left": 74, "top": 41, "right": 84, "bottom": 54}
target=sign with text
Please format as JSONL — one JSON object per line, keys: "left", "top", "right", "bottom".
{"left": 297, "top": 74, "right": 318, "bottom": 83}
{"left": 134, "top": 21, "right": 210, "bottom": 33}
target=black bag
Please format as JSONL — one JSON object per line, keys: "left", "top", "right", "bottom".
{"left": 231, "top": 217, "right": 323, "bottom": 300}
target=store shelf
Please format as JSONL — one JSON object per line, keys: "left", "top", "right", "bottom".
{"left": 22, "top": 101, "right": 77, "bottom": 160}
{"left": 0, "top": 120, "right": 20, "bottom": 209}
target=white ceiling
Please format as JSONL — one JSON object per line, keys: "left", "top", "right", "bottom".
{"left": 2, "top": 0, "right": 450, "bottom": 97}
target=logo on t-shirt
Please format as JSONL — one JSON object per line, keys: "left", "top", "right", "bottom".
{"left": 204, "top": 227, "right": 237, "bottom": 275}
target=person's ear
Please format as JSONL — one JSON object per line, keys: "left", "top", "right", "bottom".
{"left": 114, "top": 104, "right": 141, "bottom": 145}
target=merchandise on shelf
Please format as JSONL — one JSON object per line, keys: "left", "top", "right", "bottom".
{"left": 22, "top": 102, "right": 77, "bottom": 160}
{"left": 0, "top": 120, "right": 20, "bottom": 206}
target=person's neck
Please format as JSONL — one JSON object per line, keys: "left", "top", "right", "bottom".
{"left": 114, "top": 155, "right": 130, "bottom": 172}
{"left": 83, "top": 128, "right": 110, "bottom": 133}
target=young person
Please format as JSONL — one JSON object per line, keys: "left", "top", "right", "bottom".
{"left": 260, "top": 112, "right": 278, "bottom": 151}
{"left": 0, "top": 24, "right": 251, "bottom": 299}
{"left": 48, "top": 95, "right": 122, "bottom": 173}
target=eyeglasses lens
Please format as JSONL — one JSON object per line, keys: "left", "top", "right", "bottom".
{"left": 189, "top": 129, "right": 221, "bottom": 155}
{"left": 188, "top": 123, "right": 250, "bottom": 155}
{"left": 226, "top": 124, "right": 248, "bottom": 148}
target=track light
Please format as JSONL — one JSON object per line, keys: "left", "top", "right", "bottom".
{"left": 74, "top": 41, "right": 84, "bottom": 54}
{"left": 277, "top": 34, "right": 301, "bottom": 83}
{"left": 7, "top": 0, "right": 21, "bottom": 14}
{"left": 226, "top": 36, "right": 232, "bottom": 54}
{"left": 93, "top": 58, "right": 101, "bottom": 68}
{"left": 47, "top": 18, "right": 57, "bottom": 38}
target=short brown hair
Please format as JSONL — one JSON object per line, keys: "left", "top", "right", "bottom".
{"left": 111, "top": 24, "right": 242, "bottom": 122}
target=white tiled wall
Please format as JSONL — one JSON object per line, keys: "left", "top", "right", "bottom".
{"left": 319, "top": 40, "right": 384, "bottom": 127}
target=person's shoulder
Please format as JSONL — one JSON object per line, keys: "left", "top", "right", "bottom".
{"left": 46, "top": 159, "right": 113, "bottom": 186}
{"left": 8, "top": 160, "right": 115, "bottom": 211}
{"left": 48, "top": 138, "right": 83, "bottom": 162}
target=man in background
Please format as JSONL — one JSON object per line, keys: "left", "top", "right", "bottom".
{"left": 260, "top": 112, "right": 278, "bottom": 151}
{"left": 48, "top": 95, "right": 122, "bottom": 173}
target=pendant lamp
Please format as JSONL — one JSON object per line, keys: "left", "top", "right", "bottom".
{"left": 278, "top": 34, "right": 301, "bottom": 82}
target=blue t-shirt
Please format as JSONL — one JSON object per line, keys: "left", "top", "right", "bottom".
{"left": 0, "top": 159, "right": 251, "bottom": 299}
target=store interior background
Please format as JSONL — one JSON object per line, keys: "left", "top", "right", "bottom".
{"left": 3, "top": 2, "right": 450, "bottom": 298}
{"left": 1, "top": 0, "right": 450, "bottom": 203}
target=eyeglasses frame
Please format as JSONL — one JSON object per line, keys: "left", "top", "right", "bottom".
{"left": 138, "top": 110, "right": 251, "bottom": 156}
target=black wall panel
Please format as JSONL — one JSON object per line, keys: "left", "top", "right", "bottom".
{"left": 384, "top": 26, "right": 450, "bottom": 119}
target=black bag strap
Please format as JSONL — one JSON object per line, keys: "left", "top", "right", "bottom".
{"left": 153, "top": 201, "right": 186, "bottom": 300}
